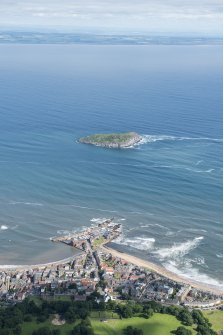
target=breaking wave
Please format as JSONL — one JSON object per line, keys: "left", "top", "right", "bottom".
{"left": 57, "top": 230, "right": 71, "bottom": 235}
{"left": 153, "top": 236, "right": 204, "bottom": 259}
{"left": 0, "top": 225, "right": 8, "bottom": 230}
{"left": 116, "top": 236, "right": 155, "bottom": 251}
{"left": 150, "top": 237, "right": 223, "bottom": 287}
{"left": 91, "top": 217, "right": 109, "bottom": 224}
{"left": 164, "top": 260, "right": 223, "bottom": 288}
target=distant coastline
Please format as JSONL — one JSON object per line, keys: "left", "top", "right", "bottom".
{"left": 1, "top": 32, "right": 223, "bottom": 45}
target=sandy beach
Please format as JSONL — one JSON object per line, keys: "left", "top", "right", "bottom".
{"left": 0, "top": 253, "right": 82, "bottom": 272}
{"left": 101, "top": 245, "right": 223, "bottom": 296}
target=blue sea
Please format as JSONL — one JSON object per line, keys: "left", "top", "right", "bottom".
{"left": 0, "top": 44, "right": 223, "bottom": 287}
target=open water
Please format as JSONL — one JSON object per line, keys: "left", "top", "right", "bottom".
{"left": 0, "top": 44, "right": 223, "bottom": 287}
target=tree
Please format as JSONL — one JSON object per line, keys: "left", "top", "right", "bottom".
{"left": 178, "top": 310, "right": 193, "bottom": 326}
{"left": 196, "top": 324, "right": 217, "bottom": 335}
{"left": 123, "top": 326, "right": 143, "bottom": 335}
{"left": 24, "top": 315, "right": 33, "bottom": 322}
{"left": 71, "top": 320, "right": 94, "bottom": 335}
{"left": 37, "top": 314, "right": 48, "bottom": 323}
{"left": 32, "top": 327, "right": 51, "bottom": 335}
{"left": 175, "top": 326, "right": 192, "bottom": 335}
{"left": 64, "top": 307, "right": 77, "bottom": 323}
{"left": 52, "top": 330, "right": 60, "bottom": 335}
{"left": 13, "top": 325, "right": 22, "bottom": 335}
{"left": 0, "top": 330, "right": 11, "bottom": 335}
{"left": 167, "top": 305, "right": 180, "bottom": 317}
{"left": 117, "top": 304, "right": 133, "bottom": 318}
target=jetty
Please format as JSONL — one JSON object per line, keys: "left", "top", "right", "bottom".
{"left": 50, "top": 218, "right": 122, "bottom": 251}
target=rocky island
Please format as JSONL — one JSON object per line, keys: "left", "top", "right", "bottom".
{"left": 79, "top": 132, "right": 142, "bottom": 148}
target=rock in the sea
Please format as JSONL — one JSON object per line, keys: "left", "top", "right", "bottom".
{"left": 79, "top": 132, "right": 142, "bottom": 148}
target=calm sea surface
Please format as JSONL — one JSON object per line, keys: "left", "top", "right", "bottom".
{"left": 0, "top": 44, "right": 223, "bottom": 286}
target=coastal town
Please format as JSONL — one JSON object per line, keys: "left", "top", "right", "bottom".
{"left": 0, "top": 219, "right": 222, "bottom": 311}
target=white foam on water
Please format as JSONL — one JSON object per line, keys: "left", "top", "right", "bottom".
{"left": 216, "top": 253, "right": 223, "bottom": 258}
{"left": 140, "top": 222, "right": 169, "bottom": 230}
{"left": 195, "top": 160, "right": 203, "bottom": 166}
{"left": 205, "top": 169, "right": 215, "bottom": 173}
{"left": 153, "top": 236, "right": 204, "bottom": 260}
{"left": 140, "top": 224, "right": 152, "bottom": 228}
{"left": 155, "top": 223, "right": 169, "bottom": 230}
{"left": 191, "top": 256, "right": 206, "bottom": 266}
{"left": 138, "top": 134, "right": 223, "bottom": 146}
{"left": 185, "top": 167, "right": 215, "bottom": 174}
{"left": 61, "top": 204, "right": 118, "bottom": 213}
{"left": 1, "top": 225, "right": 8, "bottom": 230}
{"left": 116, "top": 236, "right": 155, "bottom": 251}
{"left": 9, "top": 201, "right": 43, "bottom": 206}
{"left": 164, "top": 260, "right": 223, "bottom": 288}
{"left": 138, "top": 135, "right": 177, "bottom": 145}
{"left": 165, "top": 231, "right": 175, "bottom": 236}
{"left": 57, "top": 230, "right": 71, "bottom": 235}
{"left": 90, "top": 217, "right": 108, "bottom": 224}
{"left": 184, "top": 228, "right": 207, "bottom": 233}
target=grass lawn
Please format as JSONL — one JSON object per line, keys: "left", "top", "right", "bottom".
{"left": 93, "top": 236, "right": 105, "bottom": 248}
{"left": 91, "top": 314, "right": 196, "bottom": 335}
{"left": 203, "top": 310, "right": 223, "bottom": 333}
{"left": 22, "top": 318, "right": 76, "bottom": 335}
{"left": 21, "top": 313, "right": 196, "bottom": 335}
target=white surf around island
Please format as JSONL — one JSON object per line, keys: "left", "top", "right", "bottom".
{"left": 137, "top": 134, "right": 223, "bottom": 145}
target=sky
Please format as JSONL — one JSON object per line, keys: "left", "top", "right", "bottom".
{"left": 0, "top": 0, "right": 223, "bottom": 35}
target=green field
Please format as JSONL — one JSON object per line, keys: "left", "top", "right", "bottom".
{"left": 91, "top": 314, "right": 196, "bottom": 335}
{"left": 203, "top": 310, "right": 223, "bottom": 333}
{"left": 21, "top": 313, "right": 196, "bottom": 335}
{"left": 22, "top": 318, "right": 80, "bottom": 335}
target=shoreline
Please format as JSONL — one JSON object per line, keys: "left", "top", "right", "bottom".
{"left": 101, "top": 245, "right": 223, "bottom": 296}
{"left": 0, "top": 250, "right": 83, "bottom": 272}
{"left": 1, "top": 235, "right": 223, "bottom": 297}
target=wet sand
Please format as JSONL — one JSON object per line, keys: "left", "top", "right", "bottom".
{"left": 0, "top": 250, "right": 83, "bottom": 271}
{"left": 101, "top": 245, "right": 223, "bottom": 296}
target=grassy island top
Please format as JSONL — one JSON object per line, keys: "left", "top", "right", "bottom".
{"left": 79, "top": 132, "right": 141, "bottom": 147}
{"left": 80, "top": 132, "right": 137, "bottom": 143}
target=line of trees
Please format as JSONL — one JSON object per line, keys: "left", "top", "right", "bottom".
{"left": 0, "top": 297, "right": 217, "bottom": 335}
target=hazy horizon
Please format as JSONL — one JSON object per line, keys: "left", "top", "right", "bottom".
{"left": 1, "top": 0, "right": 223, "bottom": 36}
